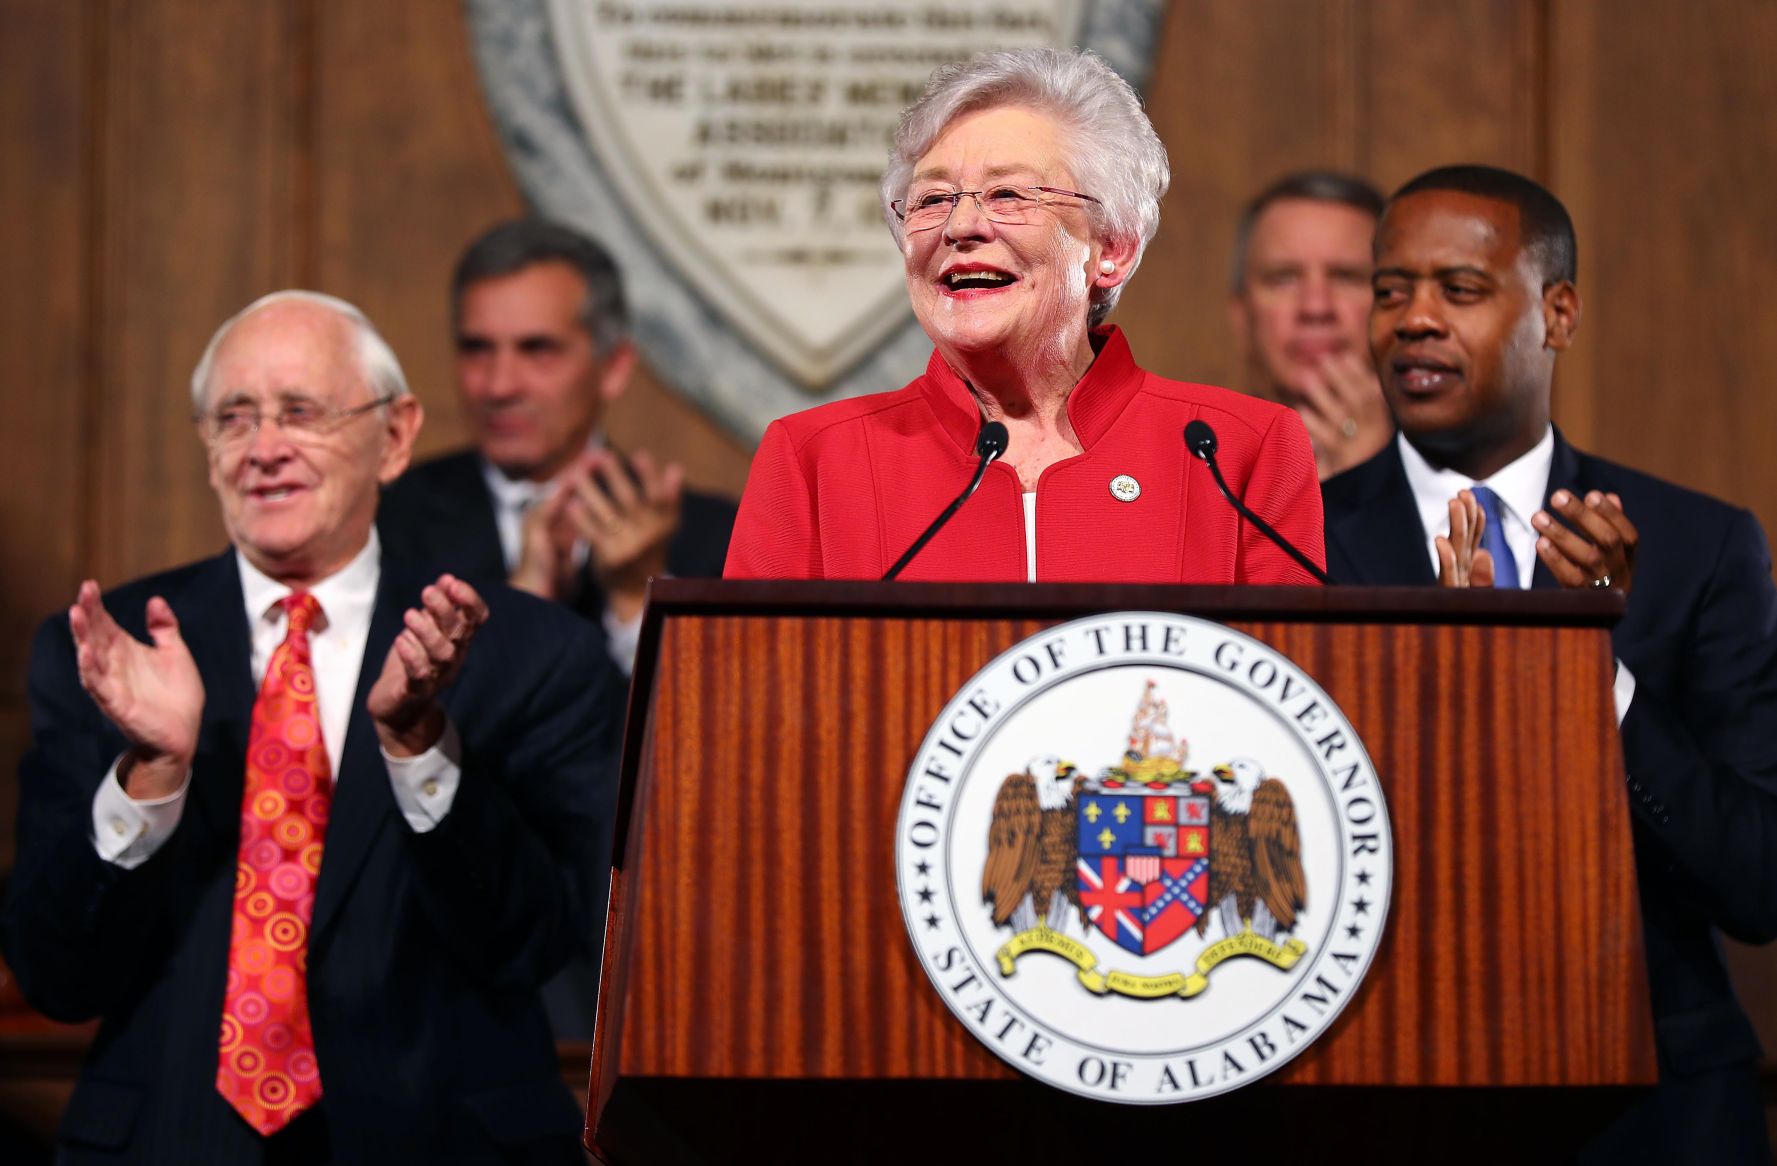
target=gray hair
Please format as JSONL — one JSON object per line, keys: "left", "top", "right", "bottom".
{"left": 189, "top": 289, "right": 411, "bottom": 411}
{"left": 1229, "top": 170, "right": 1384, "bottom": 293}
{"left": 451, "top": 219, "right": 629, "bottom": 355}
{"left": 880, "top": 48, "right": 1170, "bottom": 325}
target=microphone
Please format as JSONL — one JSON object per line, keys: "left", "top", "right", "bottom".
{"left": 1183, "top": 420, "right": 1331, "bottom": 584}
{"left": 883, "top": 421, "right": 1010, "bottom": 581}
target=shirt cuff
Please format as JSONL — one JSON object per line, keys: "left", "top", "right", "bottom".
{"left": 1612, "top": 659, "right": 1637, "bottom": 727}
{"left": 383, "top": 719, "right": 463, "bottom": 832}
{"left": 92, "top": 757, "right": 191, "bottom": 869}
{"left": 602, "top": 606, "right": 644, "bottom": 677}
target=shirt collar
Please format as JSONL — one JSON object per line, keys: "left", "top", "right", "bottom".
{"left": 1398, "top": 424, "right": 1556, "bottom": 540}
{"left": 236, "top": 528, "right": 382, "bottom": 630}
{"left": 478, "top": 431, "right": 607, "bottom": 515}
{"left": 918, "top": 325, "right": 1146, "bottom": 456}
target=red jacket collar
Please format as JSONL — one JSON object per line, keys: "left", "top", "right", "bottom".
{"left": 917, "top": 326, "right": 1146, "bottom": 456}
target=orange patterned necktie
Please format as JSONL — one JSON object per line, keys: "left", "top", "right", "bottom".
{"left": 217, "top": 592, "right": 330, "bottom": 1134}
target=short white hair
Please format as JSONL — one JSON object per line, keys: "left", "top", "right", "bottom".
{"left": 880, "top": 48, "right": 1171, "bottom": 325}
{"left": 189, "top": 289, "right": 411, "bottom": 411}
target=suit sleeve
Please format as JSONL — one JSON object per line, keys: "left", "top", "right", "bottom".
{"left": 1, "top": 617, "right": 186, "bottom": 1021}
{"left": 724, "top": 419, "right": 821, "bottom": 579}
{"left": 1236, "top": 407, "right": 1326, "bottom": 585}
{"left": 1620, "top": 507, "right": 1777, "bottom": 942}
{"left": 399, "top": 611, "right": 620, "bottom": 991}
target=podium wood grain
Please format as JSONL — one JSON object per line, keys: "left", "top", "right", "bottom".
{"left": 589, "top": 582, "right": 1655, "bottom": 1142}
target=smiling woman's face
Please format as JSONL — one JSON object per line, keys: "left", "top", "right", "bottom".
{"left": 901, "top": 105, "right": 1103, "bottom": 370}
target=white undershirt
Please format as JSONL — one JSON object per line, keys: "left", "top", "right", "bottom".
{"left": 1023, "top": 492, "right": 1037, "bottom": 582}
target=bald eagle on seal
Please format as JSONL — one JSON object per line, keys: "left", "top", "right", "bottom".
{"left": 1197, "top": 758, "right": 1306, "bottom": 942}
{"left": 981, "top": 755, "right": 1082, "bottom": 933}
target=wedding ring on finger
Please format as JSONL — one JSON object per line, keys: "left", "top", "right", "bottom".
{"left": 1591, "top": 573, "right": 1613, "bottom": 589}
{"left": 1340, "top": 417, "right": 1359, "bottom": 440}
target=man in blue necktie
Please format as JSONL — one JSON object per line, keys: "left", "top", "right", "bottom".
{"left": 1320, "top": 165, "right": 1777, "bottom": 1161}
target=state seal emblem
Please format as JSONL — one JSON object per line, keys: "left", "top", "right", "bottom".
{"left": 896, "top": 613, "right": 1393, "bottom": 1103}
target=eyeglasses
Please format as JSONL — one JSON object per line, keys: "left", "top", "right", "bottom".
{"left": 197, "top": 395, "right": 394, "bottom": 447}
{"left": 891, "top": 184, "right": 1103, "bottom": 232}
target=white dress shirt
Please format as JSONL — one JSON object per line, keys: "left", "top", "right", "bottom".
{"left": 480, "top": 445, "right": 647, "bottom": 675}
{"left": 1396, "top": 427, "right": 1636, "bottom": 721}
{"left": 1399, "top": 427, "right": 1551, "bottom": 590}
{"left": 92, "top": 532, "right": 464, "bottom": 868}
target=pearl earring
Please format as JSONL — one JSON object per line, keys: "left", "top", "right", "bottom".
{"left": 1099, "top": 259, "right": 1116, "bottom": 275}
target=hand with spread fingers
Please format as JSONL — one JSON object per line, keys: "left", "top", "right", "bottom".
{"left": 67, "top": 580, "right": 204, "bottom": 798}
{"left": 368, "top": 574, "right": 489, "bottom": 756}
{"left": 1532, "top": 488, "right": 1638, "bottom": 594}
{"left": 1291, "top": 350, "right": 1394, "bottom": 481}
{"left": 1436, "top": 488, "right": 1497, "bottom": 589}
{"left": 559, "top": 447, "right": 684, "bottom": 622}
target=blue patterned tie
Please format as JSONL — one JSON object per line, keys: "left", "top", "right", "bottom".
{"left": 1471, "top": 485, "right": 1519, "bottom": 589}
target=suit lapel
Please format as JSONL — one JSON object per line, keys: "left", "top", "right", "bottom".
{"left": 309, "top": 562, "right": 413, "bottom": 941}
{"left": 179, "top": 554, "right": 257, "bottom": 842}
{"left": 1531, "top": 430, "right": 1587, "bottom": 590}
{"left": 438, "top": 454, "right": 508, "bottom": 580}
{"left": 1325, "top": 444, "right": 1437, "bottom": 585}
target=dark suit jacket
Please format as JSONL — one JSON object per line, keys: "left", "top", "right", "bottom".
{"left": 1324, "top": 432, "right": 1777, "bottom": 1160}
{"left": 1, "top": 552, "right": 618, "bottom": 1164}
{"left": 375, "top": 448, "right": 734, "bottom": 1039}
{"left": 377, "top": 448, "right": 737, "bottom": 632}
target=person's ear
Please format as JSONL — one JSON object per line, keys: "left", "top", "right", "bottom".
{"left": 377, "top": 395, "right": 425, "bottom": 484}
{"left": 598, "top": 340, "right": 640, "bottom": 404}
{"left": 1092, "top": 233, "right": 1142, "bottom": 289}
{"left": 1543, "top": 281, "right": 1581, "bottom": 352}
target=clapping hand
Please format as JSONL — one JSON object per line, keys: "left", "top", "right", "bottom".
{"left": 1436, "top": 489, "right": 1497, "bottom": 589}
{"left": 1290, "top": 351, "right": 1393, "bottom": 480}
{"left": 368, "top": 575, "right": 488, "bottom": 756}
{"left": 68, "top": 581, "right": 204, "bottom": 798}
{"left": 558, "top": 448, "right": 683, "bottom": 622}
{"left": 1533, "top": 489, "right": 1638, "bottom": 594}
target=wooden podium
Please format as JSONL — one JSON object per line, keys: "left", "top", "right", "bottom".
{"left": 584, "top": 581, "right": 1655, "bottom": 1163}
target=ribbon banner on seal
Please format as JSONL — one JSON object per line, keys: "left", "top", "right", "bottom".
{"left": 997, "top": 924, "right": 1308, "bottom": 1000}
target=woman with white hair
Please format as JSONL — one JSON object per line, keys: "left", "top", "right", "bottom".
{"left": 725, "top": 48, "right": 1323, "bottom": 582}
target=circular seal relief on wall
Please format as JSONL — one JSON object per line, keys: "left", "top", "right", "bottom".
{"left": 895, "top": 612, "right": 1393, "bottom": 1104}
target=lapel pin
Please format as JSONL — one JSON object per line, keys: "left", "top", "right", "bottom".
{"left": 1109, "top": 474, "right": 1141, "bottom": 502}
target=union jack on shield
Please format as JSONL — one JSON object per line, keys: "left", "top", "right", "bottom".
{"left": 1076, "top": 791, "right": 1211, "bottom": 956}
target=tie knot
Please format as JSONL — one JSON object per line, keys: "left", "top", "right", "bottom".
{"left": 1471, "top": 484, "right": 1506, "bottom": 522}
{"left": 280, "top": 592, "right": 322, "bottom": 638}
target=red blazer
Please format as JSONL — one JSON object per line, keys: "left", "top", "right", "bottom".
{"left": 725, "top": 327, "right": 1324, "bottom": 583}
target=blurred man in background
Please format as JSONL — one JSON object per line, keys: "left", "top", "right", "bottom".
{"left": 378, "top": 219, "right": 736, "bottom": 1038}
{"left": 1230, "top": 171, "right": 1393, "bottom": 480}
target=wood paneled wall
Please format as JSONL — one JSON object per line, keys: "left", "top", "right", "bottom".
{"left": 3, "top": 0, "right": 1775, "bottom": 1042}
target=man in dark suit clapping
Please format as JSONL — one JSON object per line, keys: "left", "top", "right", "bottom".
{"left": 377, "top": 219, "right": 737, "bottom": 1040}
{"left": 1322, "top": 165, "right": 1777, "bottom": 1161}
{"left": 3, "top": 291, "right": 613, "bottom": 1163}
{"left": 378, "top": 220, "right": 736, "bottom": 681}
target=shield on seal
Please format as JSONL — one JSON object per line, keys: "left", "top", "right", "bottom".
{"left": 1075, "top": 786, "right": 1211, "bottom": 956}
